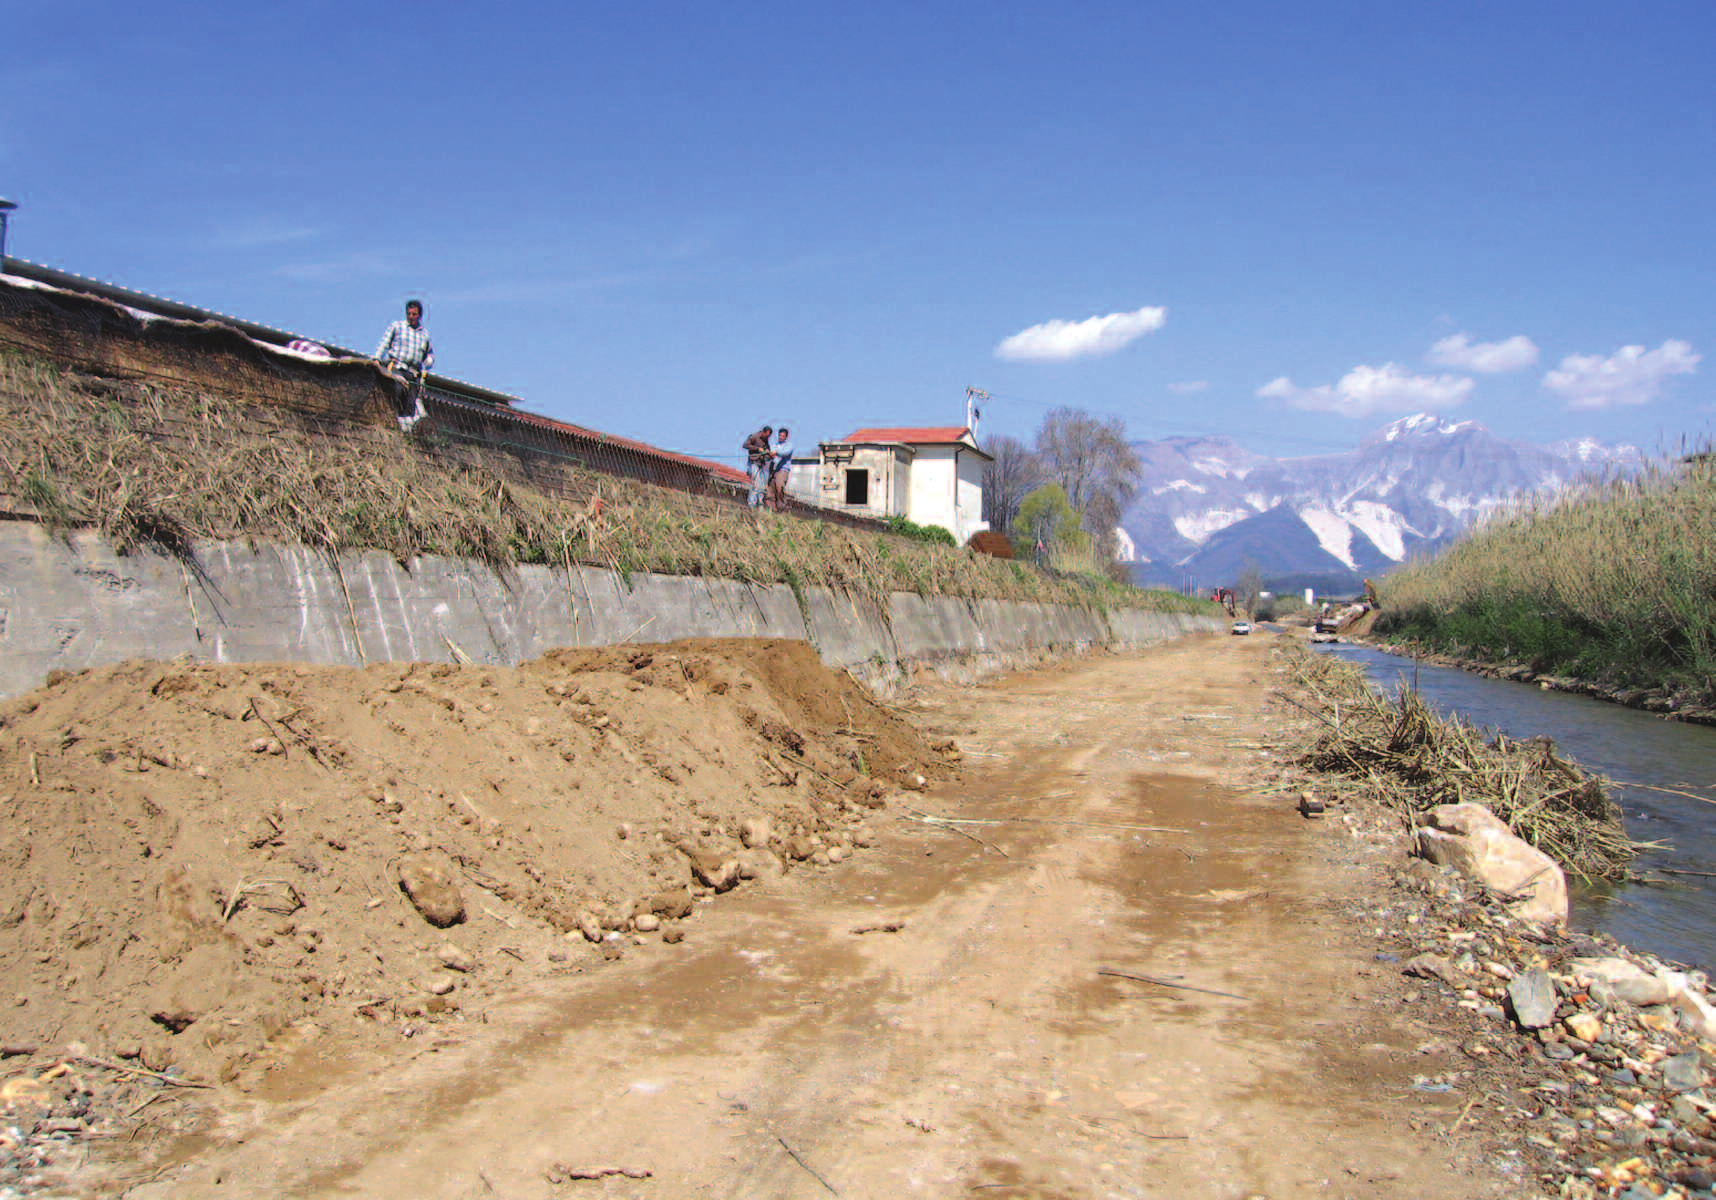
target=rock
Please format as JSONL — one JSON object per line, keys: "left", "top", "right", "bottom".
{"left": 1507, "top": 969, "right": 1558, "bottom": 1029}
{"left": 851, "top": 824, "right": 876, "bottom": 848}
{"left": 1613, "top": 976, "right": 1675, "bottom": 1006}
{"left": 1661, "top": 970, "right": 1716, "bottom": 1040}
{"left": 397, "top": 853, "right": 466, "bottom": 928}
{"left": 1662, "top": 1052, "right": 1706, "bottom": 1094}
{"left": 1414, "top": 804, "right": 1568, "bottom": 925}
{"left": 647, "top": 890, "right": 694, "bottom": 920}
{"left": 739, "top": 817, "right": 772, "bottom": 849}
{"left": 435, "top": 944, "right": 475, "bottom": 973}
{"left": 811, "top": 850, "right": 831, "bottom": 867}
{"left": 678, "top": 844, "right": 741, "bottom": 892}
{"left": 576, "top": 910, "right": 603, "bottom": 943}
{"left": 662, "top": 928, "right": 684, "bottom": 944}
{"left": 426, "top": 977, "right": 455, "bottom": 996}
{"left": 827, "top": 846, "right": 848, "bottom": 864}
{"left": 736, "top": 848, "right": 785, "bottom": 881}
{"left": 634, "top": 913, "right": 661, "bottom": 933}
{"left": 1565, "top": 1012, "right": 1603, "bottom": 1042}
{"left": 1543, "top": 1041, "right": 1575, "bottom": 1061}
{"left": 784, "top": 836, "right": 816, "bottom": 862}
{"left": 1402, "top": 953, "right": 1458, "bottom": 985}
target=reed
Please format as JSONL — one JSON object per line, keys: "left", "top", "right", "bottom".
{"left": 1285, "top": 645, "right": 1640, "bottom": 881}
{"left": 0, "top": 350, "right": 1209, "bottom": 617}
{"left": 1376, "top": 452, "right": 1716, "bottom": 699}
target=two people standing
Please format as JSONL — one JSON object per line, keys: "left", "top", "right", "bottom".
{"left": 742, "top": 424, "right": 794, "bottom": 511}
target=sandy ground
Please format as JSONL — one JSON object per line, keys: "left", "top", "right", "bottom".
{"left": 7, "top": 633, "right": 1530, "bottom": 1198}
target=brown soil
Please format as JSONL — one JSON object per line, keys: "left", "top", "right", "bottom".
{"left": 0, "top": 641, "right": 945, "bottom": 1090}
{"left": 1, "top": 635, "right": 1528, "bottom": 1198}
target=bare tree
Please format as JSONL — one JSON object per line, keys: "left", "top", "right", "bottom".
{"left": 1235, "top": 562, "right": 1264, "bottom": 618}
{"left": 981, "top": 435, "right": 1044, "bottom": 536}
{"left": 1034, "top": 408, "right": 1143, "bottom": 555}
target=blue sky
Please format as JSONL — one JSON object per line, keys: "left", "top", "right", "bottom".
{"left": 6, "top": 1, "right": 1712, "bottom": 466}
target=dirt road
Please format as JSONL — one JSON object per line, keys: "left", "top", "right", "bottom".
{"left": 120, "top": 634, "right": 1512, "bottom": 1199}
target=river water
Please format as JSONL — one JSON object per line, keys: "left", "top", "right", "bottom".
{"left": 1314, "top": 643, "right": 1716, "bottom": 971}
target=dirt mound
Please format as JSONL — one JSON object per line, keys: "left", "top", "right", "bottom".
{"left": 0, "top": 638, "right": 950, "bottom": 1087}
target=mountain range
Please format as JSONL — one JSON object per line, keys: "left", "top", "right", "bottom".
{"left": 1119, "top": 414, "right": 1643, "bottom": 594}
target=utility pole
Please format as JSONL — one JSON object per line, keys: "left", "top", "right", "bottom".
{"left": 965, "top": 387, "right": 989, "bottom": 442}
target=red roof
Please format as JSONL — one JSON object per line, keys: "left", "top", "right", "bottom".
{"left": 838, "top": 426, "right": 972, "bottom": 444}
{"left": 495, "top": 406, "right": 748, "bottom": 485}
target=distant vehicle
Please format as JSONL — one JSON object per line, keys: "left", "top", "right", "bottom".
{"left": 1231, "top": 621, "right": 1252, "bottom": 636}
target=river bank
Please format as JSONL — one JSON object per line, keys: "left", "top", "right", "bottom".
{"left": 1288, "top": 640, "right": 1716, "bottom": 1198}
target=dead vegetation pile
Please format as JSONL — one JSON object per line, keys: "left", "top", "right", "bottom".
{"left": 0, "top": 349, "right": 1202, "bottom": 616}
{"left": 1284, "top": 646, "right": 1639, "bottom": 881}
{"left": 0, "top": 638, "right": 953, "bottom": 1089}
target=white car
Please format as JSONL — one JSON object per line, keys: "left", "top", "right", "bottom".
{"left": 1231, "top": 621, "right": 1252, "bottom": 636}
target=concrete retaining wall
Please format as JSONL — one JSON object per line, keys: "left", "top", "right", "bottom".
{"left": 0, "top": 523, "right": 1219, "bottom": 699}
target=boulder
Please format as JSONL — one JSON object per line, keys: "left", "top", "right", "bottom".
{"left": 736, "top": 848, "right": 786, "bottom": 881}
{"left": 397, "top": 853, "right": 466, "bottom": 928}
{"left": 1414, "top": 804, "right": 1568, "bottom": 925}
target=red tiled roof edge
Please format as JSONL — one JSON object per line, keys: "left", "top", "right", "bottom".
{"left": 836, "top": 426, "right": 972, "bottom": 444}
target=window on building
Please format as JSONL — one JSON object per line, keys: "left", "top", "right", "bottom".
{"left": 845, "top": 468, "right": 870, "bottom": 506}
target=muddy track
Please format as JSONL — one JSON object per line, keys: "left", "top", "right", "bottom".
{"left": 115, "top": 635, "right": 1512, "bottom": 1199}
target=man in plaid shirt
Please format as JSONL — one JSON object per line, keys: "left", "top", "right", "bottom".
{"left": 376, "top": 299, "right": 433, "bottom": 375}
{"left": 376, "top": 299, "right": 433, "bottom": 427}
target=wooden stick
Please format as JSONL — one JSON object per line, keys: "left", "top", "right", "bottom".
{"left": 1656, "top": 868, "right": 1716, "bottom": 880}
{"left": 547, "top": 1164, "right": 652, "bottom": 1181}
{"left": 1098, "top": 969, "right": 1251, "bottom": 1002}
{"left": 776, "top": 1135, "right": 838, "bottom": 1196}
{"left": 68, "top": 1054, "right": 213, "bottom": 1089}
{"left": 900, "top": 807, "right": 1011, "bottom": 859}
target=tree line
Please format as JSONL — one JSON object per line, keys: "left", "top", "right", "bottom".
{"left": 981, "top": 407, "right": 1142, "bottom": 580}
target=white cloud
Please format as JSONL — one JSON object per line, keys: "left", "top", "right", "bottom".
{"left": 1542, "top": 340, "right": 1700, "bottom": 409}
{"left": 1167, "top": 380, "right": 1209, "bottom": 394}
{"left": 1256, "top": 363, "right": 1474, "bottom": 417}
{"left": 995, "top": 305, "right": 1167, "bottom": 363}
{"left": 1427, "top": 332, "right": 1539, "bottom": 373}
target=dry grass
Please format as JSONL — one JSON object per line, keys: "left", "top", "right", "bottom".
{"left": 0, "top": 349, "right": 1210, "bottom": 618}
{"left": 1284, "top": 645, "right": 1640, "bottom": 881}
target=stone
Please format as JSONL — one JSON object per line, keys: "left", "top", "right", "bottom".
{"left": 662, "top": 928, "right": 684, "bottom": 944}
{"left": 426, "top": 977, "right": 455, "bottom": 996}
{"left": 826, "top": 846, "right": 848, "bottom": 864}
{"left": 1507, "top": 969, "right": 1558, "bottom": 1029}
{"left": 739, "top": 817, "right": 772, "bottom": 849}
{"left": 1402, "top": 954, "right": 1458, "bottom": 985}
{"left": 647, "top": 890, "right": 694, "bottom": 920}
{"left": 1414, "top": 804, "right": 1568, "bottom": 925}
{"left": 396, "top": 853, "right": 466, "bottom": 928}
{"left": 678, "top": 844, "right": 740, "bottom": 892}
{"left": 736, "top": 848, "right": 785, "bottom": 881}
{"left": 811, "top": 850, "right": 831, "bottom": 867}
{"left": 1662, "top": 1053, "right": 1706, "bottom": 1094}
{"left": 435, "top": 944, "right": 475, "bottom": 973}
{"left": 576, "top": 911, "right": 603, "bottom": 943}
{"left": 851, "top": 824, "right": 876, "bottom": 848}
{"left": 634, "top": 913, "right": 661, "bottom": 933}
{"left": 1543, "top": 1041, "right": 1576, "bottom": 1061}
{"left": 1661, "top": 970, "right": 1716, "bottom": 1041}
{"left": 784, "top": 836, "right": 816, "bottom": 862}
{"left": 1565, "top": 1012, "right": 1604, "bottom": 1042}
{"left": 1612, "top": 976, "right": 1674, "bottom": 1007}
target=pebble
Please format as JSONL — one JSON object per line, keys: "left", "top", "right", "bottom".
{"left": 435, "top": 944, "right": 476, "bottom": 973}
{"left": 635, "top": 913, "right": 661, "bottom": 933}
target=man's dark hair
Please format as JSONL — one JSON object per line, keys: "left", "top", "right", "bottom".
{"left": 405, "top": 299, "right": 423, "bottom": 313}
{"left": 779, "top": 427, "right": 790, "bottom": 436}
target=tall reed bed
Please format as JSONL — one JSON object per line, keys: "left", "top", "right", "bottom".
{"left": 1377, "top": 453, "right": 1716, "bottom": 698}
{"left": 0, "top": 350, "right": 1206, "bottom": 617}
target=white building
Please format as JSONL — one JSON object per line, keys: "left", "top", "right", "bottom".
{"left": 789, "top": 425, "right": 992, "bottom": 542}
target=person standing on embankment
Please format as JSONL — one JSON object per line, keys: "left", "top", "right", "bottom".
{"left": 376, "top": 299, "right": 434, "bottom": 428}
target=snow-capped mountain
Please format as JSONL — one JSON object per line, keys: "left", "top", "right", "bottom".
{"left": 1124, "top": 414, "right": 1643, "bottom": 591}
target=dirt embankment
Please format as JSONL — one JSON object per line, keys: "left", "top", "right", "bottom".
{"left": 0, "top": 640, "right": 950, "bottom": 1089}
